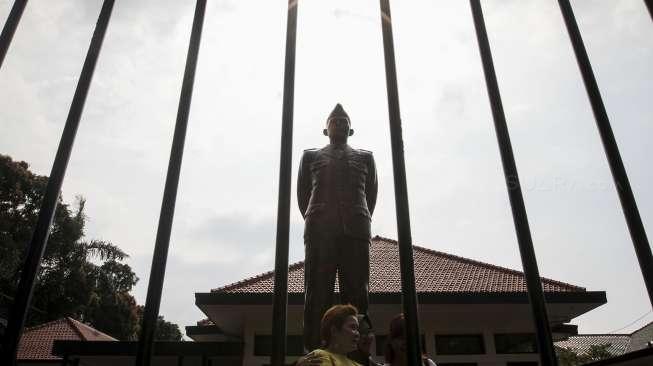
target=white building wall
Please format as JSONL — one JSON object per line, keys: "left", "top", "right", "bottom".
{"left": 237, "top": 303, "right": 544, "bottom": 366}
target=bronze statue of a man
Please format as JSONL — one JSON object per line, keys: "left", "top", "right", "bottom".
{"left": 298, "top": 103, "right": 378, "bottom": 350}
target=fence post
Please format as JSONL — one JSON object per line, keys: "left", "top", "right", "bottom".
{"left": 0, "top": 0, "right": 28, "bottom": 69}
{"left": 469, "top": 1, "right": 558, "bottom": 365}
{"left": 1, "top": 1, "right": 115, "bottom": 365}
{"left": 270, "top": 0, "right": 298, "bottom": 365}
{"left": 134, "top": 1, "right": 207, "bottom": 365}
{"left": 644, "top": 0, "right": 653, "bottom": 21}
{"left": 558, "top": 0, "right": 653, "bottom": 308}
{"left": 378, "top": 1, "right": 422, "bottom": 365}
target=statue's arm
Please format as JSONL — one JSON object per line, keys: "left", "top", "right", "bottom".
{"left": 366, "top": 153, "right": 378, "bottom": 216}
{"left": 297, "top": 151, "right": 312, "bottom": 218}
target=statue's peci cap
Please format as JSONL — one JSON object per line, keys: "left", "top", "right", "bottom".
{"left": 327, "top": 103, "right": 350, "bottom": 124}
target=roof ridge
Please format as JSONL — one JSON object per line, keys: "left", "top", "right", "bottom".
{"left": 212, "top": 260, "right": 305, "bottom": 292}
{"left": 373, "top": 235, "right": 585, "bottom": 292}
{"left": 65, "top": 317, "right": 87, "bottom": 340}
{"left": 66, "top": 317, "right": 116, "bottom": 341}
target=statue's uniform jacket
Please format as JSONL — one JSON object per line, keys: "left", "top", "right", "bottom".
{"left": 298, "top": 144, "right": 378, "bottom": 238}
{"left": 297, "top": 143, "right": 377, "bottom": 350}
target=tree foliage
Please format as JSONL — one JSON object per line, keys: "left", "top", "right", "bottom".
{"left": 0, "top": 154, "right": 180, "bottom": 341}
{"left": 136, "top": 305, "right": 183, "bottom": 342}
{"left": 556, "top": 343, "right": 614, "bottom": 366}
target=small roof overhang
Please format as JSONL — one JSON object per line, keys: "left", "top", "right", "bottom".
{"left": 197, "top": 290, "right": 606, "bottom": 307}
{"left": 185, "top": 325, "right": 242, "bottom": 342}
{"left": 551, "top": 323, "right": 578, "bottom": 341}
{"left": 195, "top": 290, "right": 606, "bottom": 335}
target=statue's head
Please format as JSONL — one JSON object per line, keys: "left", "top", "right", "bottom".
{"left": 324, "top": 103, "right": 354, "bottom": 141}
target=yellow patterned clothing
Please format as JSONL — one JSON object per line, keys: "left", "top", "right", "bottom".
{"left": 311, "top": 349, "right": 362, "bottom": 366}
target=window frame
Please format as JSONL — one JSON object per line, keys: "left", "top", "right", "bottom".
{"left": 434, "top": 334, "right": 486, "bottom": 355}
{"left": 494, "top": 333, "right": 539, "bottom": 354}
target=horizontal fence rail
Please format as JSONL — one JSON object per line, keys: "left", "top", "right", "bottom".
{"left": 135, "top": 1, "right": 207, "bottom": 365}
{"left": 1, "top": 1, "right": 116, "bottom": 364}
{"left": 469, "top": 1, "right": 558, "bottom": 365}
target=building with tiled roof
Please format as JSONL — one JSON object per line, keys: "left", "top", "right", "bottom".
{"left": 554, "top": 321, "right": 653, "bottom": 361}
{"left": 555, "top": 334, "right": 632, "bottom": 357}
{"left": 16, "top": 317, "right": 115, "bottom": 364}
{"left": 213, "top": 236, "right": 584, "bottom": 295}
{"left": 188, "top": 236, "right": 607, "bottom": 366}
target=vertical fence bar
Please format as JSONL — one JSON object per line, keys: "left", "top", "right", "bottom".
{"left": 0, "top": 0, "right": 28, "bottom": 69}
{"left": 134, "top": 1, "right": 206, "bottom": 365}
{"left": 1, "top": 1, "right": 115, "bottom": 364}
{"left": 558, "top": 0, "right": 653, "bottom": 308}
{"left": 270, "top": 0, "right": 298, "bottom": 364}
{"left": 378, "top": 1, "right": 421, "bottom": 365}
{"left": 469, "top": 1, "right": 558, "bottom": 365}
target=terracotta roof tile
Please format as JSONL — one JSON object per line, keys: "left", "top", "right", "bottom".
{"left": 213, "top": 236, "right": 584, "bottom": 294}
{"left": 17, "top": 317, "right": 116, "bottom": 360}
{"left": 554, "top": 322, "right": 653, "bottom": 358}
{"left": 555, "top": 334, "right": 632, "bottom": 356}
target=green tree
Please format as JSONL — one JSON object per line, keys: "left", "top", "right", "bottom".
{"left": 136, "top": 305, "right": 183, "bottom": 341}
{"left": 585, "top": 344, "right": 614, "bottom": 362}
{"left": 0, "top": 155, "right": 49, "bottom": 292}
{"left": 556, "top": 343, "right": 614, "bottom": 365}
{"left": 82, "top": 255, "right": 140, "bottom": 340}
{"left": 0, "top": 154, "right": 179, "bottom": 341}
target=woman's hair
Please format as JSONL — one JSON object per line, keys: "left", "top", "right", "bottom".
{"left": 384, "top": 313, "right": 405, "bottom": 363}
{"left": 384, "top": 313, "right": 429, "bottom": 364}
{"left": 320, "top": 304, "right": 358, "bottom": 346}
{"left": 357, "top": 313, "right": 373, "bottom": 335}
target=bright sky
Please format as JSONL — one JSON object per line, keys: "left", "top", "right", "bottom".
{"left": 1, "top": 0, "right": 652, "bottom": 338}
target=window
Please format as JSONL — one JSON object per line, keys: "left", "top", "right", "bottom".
{"left": 435, "top": 334, "right": 485, "bottom": 355}
{"left": 254, "top": 335, "right": 304, "bottom": 356}
{"left": 376, "top": 334, "right": 426, "bottom": 356}
{"left": 494, "top": 334, "right": 538, "bottom": 354}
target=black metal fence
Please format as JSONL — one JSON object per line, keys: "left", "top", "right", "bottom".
{"left": 1, "top": 1, "right": 651, "bottom": 366}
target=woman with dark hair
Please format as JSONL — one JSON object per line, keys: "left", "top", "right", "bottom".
{"left": 383, "top": 314, "right": 436, "bottom": 366}
{"left": 348, "top": 314, "right": 382, "bottom": 366}
{"left": 299, "top": 304, "right": 362, "bottom": 366}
